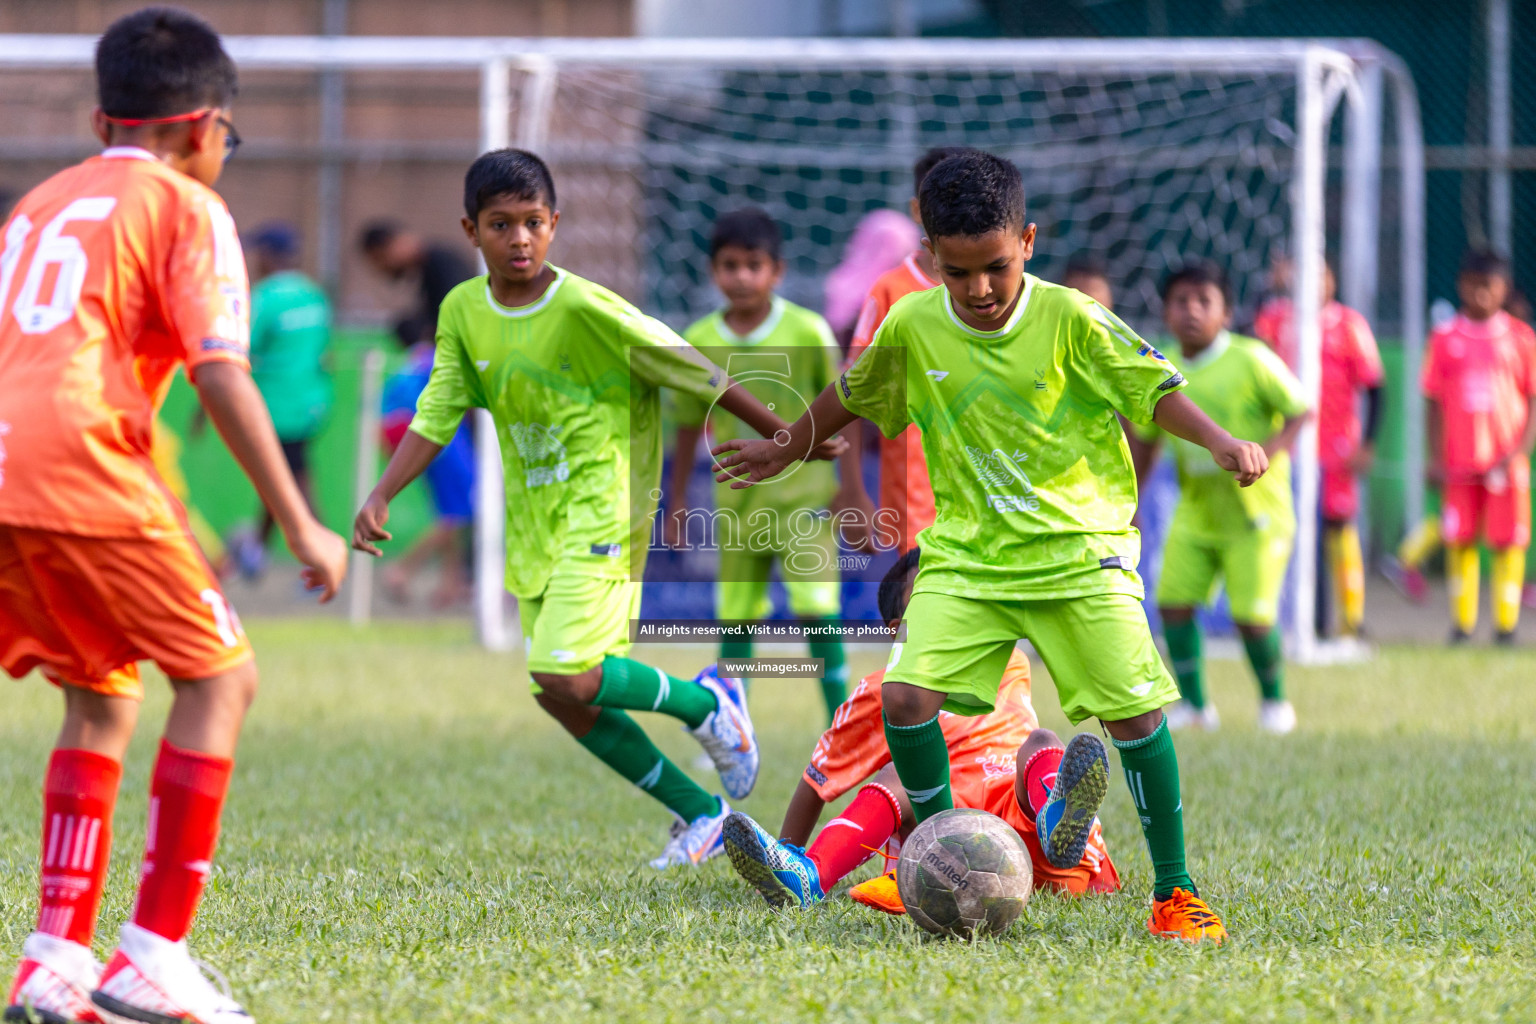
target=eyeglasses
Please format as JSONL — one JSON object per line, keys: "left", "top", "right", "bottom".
{"left": 102, "top": 108, "right": 242, "bottom": 161}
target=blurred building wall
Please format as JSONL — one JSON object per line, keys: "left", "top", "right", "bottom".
{"left": 0, "top": 0, "right": 637, "bottom": 327}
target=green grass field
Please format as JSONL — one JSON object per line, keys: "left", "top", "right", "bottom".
{"left": 2, "top": 621, "right": 1533, "bottom": 1022}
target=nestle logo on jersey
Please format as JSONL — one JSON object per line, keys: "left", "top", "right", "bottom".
{"left": 1137, "top": 343, "right": 1168, "bottom": 361}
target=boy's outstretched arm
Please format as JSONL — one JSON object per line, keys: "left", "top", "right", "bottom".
{"left": 779, "top": 779, "right": 828, "bottom": 847}
{"left": 354, "top": 430, "right": 445, "bottom": 556}
{"left": 713, "top": 382, "right": 848, "bottom": 464}
{"left": 713, "top": 382, "right": 859, "bottom": 488}
{"left": 1152, "top": 392, "right": 1268, "bottom": 486}
{"left": 195, "top": 362, "right": 349, "bottom": 601}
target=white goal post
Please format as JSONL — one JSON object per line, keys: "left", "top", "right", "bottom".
{"left": 0, "top": 35, "right": 1425, "bottom": 663}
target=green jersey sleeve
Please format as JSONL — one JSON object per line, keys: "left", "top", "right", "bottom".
{"left": 408, "top": 299, "right": 478, "bottom": 447}
{"left": 672, "top": 318, "right": 714, "bottom": 428}
{"left": 1250, "top": 341, "right": 1310, "bottom": 421}
{"left": 626, "top": 310, "right": 728, "bottom": 406}
{"left": 1072, "top": 299, "right": 1186, "bottom": 426}
{"left": 837, "top": 317, "right": 911, "bottom": 438}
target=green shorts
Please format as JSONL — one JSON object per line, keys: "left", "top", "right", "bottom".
{"left": 716, "top": 514, "right": 840, "bottom": 621}
{"left": 886, "top": 590, "right": 1178, "bottom": 724}
{"left": 521, "top": 573, "right": 641, "bottom": 681}
{"left": 1156, "top": 518, "right": 1294, "bottom": 626}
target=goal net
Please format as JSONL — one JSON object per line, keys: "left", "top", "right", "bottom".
{"left": 0, "top": 36, "right": 1425, "bottom": 662}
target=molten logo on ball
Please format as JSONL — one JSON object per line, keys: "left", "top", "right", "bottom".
{"left": 896, "top": 808, "right": 1032, "bottom": 939}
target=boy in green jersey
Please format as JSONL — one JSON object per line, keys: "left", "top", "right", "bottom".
{"left": 354, "top": 149, "right": 845, "bottom": 869}
{"left": 1130, "top": 262, "right": 1309, "bottom": 736}
{"left": 666, "top": 208, "right": 864, "bottom": 722}
{"left": 712, "top": 150, "right": 1268, "bottom": 942}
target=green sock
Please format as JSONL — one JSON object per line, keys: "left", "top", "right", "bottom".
{"left": 594, "top": 656, "right": 717, "bottom": 729}
{"left": 883, "top": 713, "right": 952, "bottom": 823}
{"left": 576, "top": 708, "right": 718, "bottom": 822}
{"left": 807, "top": 624, "right": 848, "bottom": 724}
{"left": 1113, "top": 719, "right": 1195, "bottom": 899}
{"left": 1241, "top": 627, "right": 1285, "bottom": 702}
{"left": 1163, "top": 617, "right": 1206, "bottom": 709}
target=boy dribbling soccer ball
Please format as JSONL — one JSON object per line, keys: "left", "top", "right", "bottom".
{"left": 353, "top": 149, "right": 846, "bottom": 870}
{"left": 2, "top": 11, "right": 349, "bottom": 1023}
{"left": 713, "top": 150, "right": 1268, "bottom": 942}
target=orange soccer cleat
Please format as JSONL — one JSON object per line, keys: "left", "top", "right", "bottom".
{"left": 1147, "top": 888, "right": 1228, "bottom": 944}
{"left": 848, "top": 870, "right": 906, "bottom": 916}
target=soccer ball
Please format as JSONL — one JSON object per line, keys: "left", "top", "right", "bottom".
{"left": 896, "top": 808, "right": 1032, "bottom": 939}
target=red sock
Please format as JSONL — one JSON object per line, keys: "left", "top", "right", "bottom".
{"left": 1019, "top": 745, "right": 1065, "bottom": 821}
{"left": 37, "top": 749, "right": 122, "bottom": 947}
{"left": 807, "top": 783, "right": 901, "bottom": 888}
{"left": 131, "top": 740, "right": 233, "bottom": 942}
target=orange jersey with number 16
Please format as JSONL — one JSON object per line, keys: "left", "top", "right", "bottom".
{"left": 0, "top": 147, "right": 250, "bottom": 539}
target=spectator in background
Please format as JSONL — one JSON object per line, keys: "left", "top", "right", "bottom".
{"left": 359, "top": 219, "right": 476, "bottom": 346}
{"left": 822, "top": 208, "right": 920, "bottom": 350}
{"left": 1062, "top": 252, "right": 1115, "bottom": 310}
{"left": 228, "top": 222, "right": 333, "bottom": 578}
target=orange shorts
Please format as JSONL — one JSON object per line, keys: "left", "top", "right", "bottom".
{"left": 950, "top": 746, "right": 1121, "bottom": 895}
{"left": 0, "top": 525, "right": 253, "bottom": 699}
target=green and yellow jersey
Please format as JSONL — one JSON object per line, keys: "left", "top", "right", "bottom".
{"left": 839, "top": 274, "right": 1186, "bottom": 601}
{"left": 408, "top": 266, "right": 726, "bottom": 597}
{"left": 675, "top": 296, "right": 842, "bottom": 520}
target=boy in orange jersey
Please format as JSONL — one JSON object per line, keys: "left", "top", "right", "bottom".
{"left": 1253, "top": 261, "right": 1384, "bottom": 637}
{"left": 0, "top": 10, "right": 347, "bottom": 1024}
{"left": 1423, "top": 250, "right": 1536, "bottom": 644}
{"left": 843, "top": 147, "right": 971, "bottom": 553}
{"left": 722, "top": 548, "right": 1119, "bottom": 913}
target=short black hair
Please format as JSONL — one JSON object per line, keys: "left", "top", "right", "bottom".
{"left": 877, "top": 547, "right": 922, "bottom": 624}
{"left": 1064, "top": 252, "right": 1109, "bottom": 283}
{"left": 917, "top": 150, "right": 1025, "bottom": 241}
{"left": 359, "top": 219, "right": 402, "bottom": 254}
{"left": 710, "top": 208, "right": 782, "bottom": 261}
{"left": 1161, "top": 259, "right": 1232, "bottom": 306}
{"left": 1460, "top": 249, "right": 1511, "bottom": 280}
{"left": 913, "top": 147, "right": 972, "bottom": 194}
{"left": 95, "top": 8, "right": 236, "bottom": 120}
{"left": 463, "top": 148, "right": 557, "bottom": 221}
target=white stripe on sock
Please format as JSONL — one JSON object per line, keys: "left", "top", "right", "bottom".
{"left": 636, "top": 758, "right": 665, "bottom": 790}
{"left": 82, "top": 817, "right": 102, "bottom": 871}
{"left": 45, "top": 813, "right": 62, "bottom": 868}
{"left": 822, "top": 817, "right": 863, "bottom": 832}
{"left": 651, "top": 667, "right": 670, "bottom": 711}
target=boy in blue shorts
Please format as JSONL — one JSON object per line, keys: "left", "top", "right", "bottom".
{"left": 355, "top": 149, "right": 844, "bottom": 868}
{"left": 713, "top": 150, "right": 1267, "bottom": 941}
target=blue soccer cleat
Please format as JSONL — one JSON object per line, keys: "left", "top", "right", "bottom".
{"left": 687, "top": 666, "right": 759, "bottom": 800}
{"left": 1038, "top": 732, "right": 1111, "bottom": 870}
{"left": 722, "top": 811, "right": 825, "bottom": 910}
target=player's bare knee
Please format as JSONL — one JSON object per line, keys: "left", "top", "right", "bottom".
{"left": 530, "top": 668, "right": 599, "bottom": 705}
{"left": 1102, "top": 708, "right": 1164, "bottom": 742}
{"left": 1018, "top": 728, "right": 1061, "bottom": 760}
{"left": 881, "top": 680, "right": 943, "bottom": 725}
